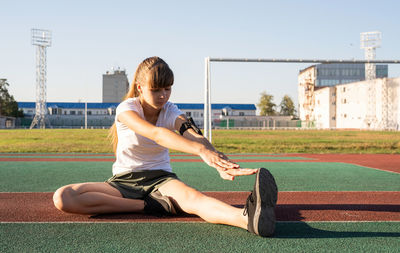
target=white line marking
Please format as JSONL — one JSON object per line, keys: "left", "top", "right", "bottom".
{"left": 0, "top": 221, "right": 399, "bottom": 224}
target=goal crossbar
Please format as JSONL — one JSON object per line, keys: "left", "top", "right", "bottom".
{"left": 204, "top": 57, "right": 400, "bottom": 141}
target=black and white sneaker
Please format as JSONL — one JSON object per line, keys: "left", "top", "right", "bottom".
{"left": 144, "top": 190, "right": 177, "bottom": 216}
{"left": 244, "top": 168, "right": 278, "bottom": 237}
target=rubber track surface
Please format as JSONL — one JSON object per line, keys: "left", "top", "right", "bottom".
{"left": 0, "top": 154, "right": 398, "bottom": 173}
{"left": 1, "top": 192, "right": 399, "bottom": 222}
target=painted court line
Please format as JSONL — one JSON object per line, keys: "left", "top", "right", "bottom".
{"left": 337, "top": 163, "right": 400, "bottom": 175}
{"left": 298, "top": 154, "right": 400, "bottom": 174}
{"left": 0, "top": 153, "right": 114, "bottom": 157}
{"left": 0, "top": 157, "right": 311, "bottom": 162}
{"left": 0, "top": 153, "right": 397, "bottom": 172}
{"left": 2, "top": 221, "right": 400, "bottom": 224}
{"left": 0, "top": 221, "right": 206, "bottom": 224}
{"left": 0, "top": 153, "right": 285, "bottom": 157}
{"left": 1, "top": 153, "right": 398, "bottom": 174}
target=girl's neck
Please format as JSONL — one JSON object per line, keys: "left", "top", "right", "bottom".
{"left": 139, "top": 98, "right": 161, "bottom": 124}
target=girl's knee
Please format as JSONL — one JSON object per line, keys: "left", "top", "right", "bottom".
{"left": 179, "top": 189, "right": 208, "bottom": 213}
{"left": 53, "top": 185, "right": 76, "bottom": 212}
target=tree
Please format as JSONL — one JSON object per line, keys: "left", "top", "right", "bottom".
{"left": 257, "top": 91, "right": 276, "bottom": 116}
{"left": 0, "top": 79, "right": 24, "bottom": 117}
{"left": 279, "top": 95, "right": 296, "bottom": 117}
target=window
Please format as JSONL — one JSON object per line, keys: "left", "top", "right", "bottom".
{"left": 78, "top": 111, "right": 83, "bottom": 115}
{"left": 239, "top": 112, "right": 244, "bottom": 116}
{"left": 5, "top": 120, "right": 13, "bottom": 128}
{"left": 70, "top": 111, "right": 76, "bottom": 115}
{"left": 186, "top": 111, "right": 191, "bottom": 117}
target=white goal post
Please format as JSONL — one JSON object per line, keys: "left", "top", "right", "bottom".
{"left": 204, "top": 57, "right": 400, "bottom": 142}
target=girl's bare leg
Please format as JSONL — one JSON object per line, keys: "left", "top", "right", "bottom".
{"left": 53, "top": 182, "right": 144, "bottom": 215}
{"left": 158, "top": 179, "right": 247, "bottom": 229}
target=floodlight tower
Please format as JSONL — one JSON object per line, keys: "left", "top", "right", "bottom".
{"left": 360, "top": 31, "right": 381, "bottom": 80}
{"left": 360, "top": 31, "right": 381, "bottom": 129}
{"left": 30, "top": 29, "right": 52, "bottom": 129}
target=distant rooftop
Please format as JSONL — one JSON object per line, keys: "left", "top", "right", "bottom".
{"left": 104, "top": 67, "right": 127, "bottom": 75}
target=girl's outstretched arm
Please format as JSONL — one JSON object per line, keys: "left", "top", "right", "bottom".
{"left": 174, "top": 115, "right": 257, "bottom": 180}
{"left": 118, "top": 111, "right": 256, "bottom": 180}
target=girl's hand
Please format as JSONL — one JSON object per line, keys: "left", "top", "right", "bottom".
{"left": 199, "top": 148, "right": 238, "bottom": 170}
{"left": 216, "top": 167, "right": 258, "bottom": 181}
{"left": 199, "top": 148, "right": 258, "bottom": 180}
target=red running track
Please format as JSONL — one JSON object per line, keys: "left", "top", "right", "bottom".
{"left": 1, "top": 192, "right": 399, "bottom": 223}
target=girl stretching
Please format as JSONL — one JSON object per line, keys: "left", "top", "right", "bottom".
{"left": 53, "top": 56, "right": 278, "bottom": 237}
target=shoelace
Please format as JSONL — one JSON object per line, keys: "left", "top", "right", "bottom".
{"left": 243, "top": 192, "right": 254, "bottom": 216}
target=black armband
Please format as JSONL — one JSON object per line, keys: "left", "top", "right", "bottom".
{"left": 179, "top": 117, "right": 203, "bottom": 136}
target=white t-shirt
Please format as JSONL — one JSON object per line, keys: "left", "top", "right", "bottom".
{"left": 112, "top": 97, "right": 183, "bottom": 175}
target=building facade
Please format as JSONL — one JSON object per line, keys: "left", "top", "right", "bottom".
{"left": 0, "top": 115, "right": 16, "bottom": 129}
{"left": 313, "top": 86, "right": 336, "bottom": 129}
{"left": 175, "top": 103, "right": 256, "bottom": 127}
{"left": 298, "top": 63, "right": 389, "bottom": 128}
{"left": 298, "top": 64, "right": 399, "bottom": 130}
{"left": 335, "top": 78, "right": 399, "bottom": 130}
{"left": 102, "top": 69, "right": 129, "bottom": 103}
{"left": 18, "top": 102, "right": 256, "bottom": 128}
{"left": 314, "top": 63, "right": 388, "bottom": 87}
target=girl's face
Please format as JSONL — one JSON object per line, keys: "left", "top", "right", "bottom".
{"left": 138, "top": 82, "right": 172, "bottom": 110}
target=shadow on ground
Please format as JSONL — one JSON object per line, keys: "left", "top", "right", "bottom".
{"left": 275, "top": 222, "right": 400, "bottom": 239}
{"left": 91, "top": 204, "right": 400, "bottom": 239}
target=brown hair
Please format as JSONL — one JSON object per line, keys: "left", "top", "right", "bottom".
{"left": 109, "top": 56, "right": 174, "bottom": 153}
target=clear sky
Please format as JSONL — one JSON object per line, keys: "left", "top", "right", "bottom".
{"left": 1, "top": 0, "right": 400, "bottom": 109}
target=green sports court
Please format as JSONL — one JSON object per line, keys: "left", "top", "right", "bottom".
{"left": 0, "top": 153, "right": 399, "bottom": 252}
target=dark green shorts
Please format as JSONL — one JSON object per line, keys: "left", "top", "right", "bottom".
{"left": 106, "top": 170, "right": 179, "bottom": 199}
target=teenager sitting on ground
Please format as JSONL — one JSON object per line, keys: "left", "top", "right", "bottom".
{"left": 53, "top": 56, "right": 278, "bottom": 237}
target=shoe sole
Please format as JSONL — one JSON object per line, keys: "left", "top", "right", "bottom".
{"left": 253, "top": 168, "right": 278, "bottom": 236}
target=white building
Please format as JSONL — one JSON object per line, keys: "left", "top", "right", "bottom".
{"left": 298, "top": 65, "right": 317, "bottom": 127}
{"left": 298, "top": 68, "right": 400, "bottom": 130}
{"left": 336, "top": 78, "right": 399, "bottom": 130}
{"left": 314, "top": 86, "right": 336, "bottom": 129}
